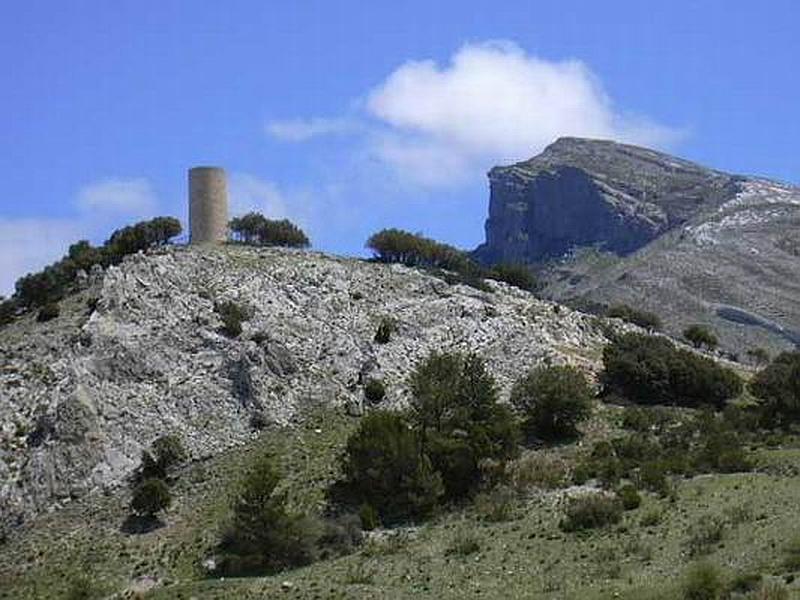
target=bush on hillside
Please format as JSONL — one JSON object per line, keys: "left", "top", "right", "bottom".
{"left": 559, "top": 493, "right": 623, "bottom": 532}
{"left": 330, "top": 411, "right": 444, "bottom": 524}
{"left": 683, "top": 324, "right": 719, "bottom": 350}
{"left": 409, "top": 351, "right": 520, "bottom": 500}
{"left": 218, "top": 454, "right": 323, "bottom": 575}
{"left": 374, "top": 316, "right": 396, "bottom": 344}
{"left": 510, "top": 365, "right": 594, "bottom": 441}
{"left": 682, "top": 562, "right": 726, "bottom": 600}
{"left": 215, "top": 300, "right": 248, "bottom": 338}
{"left": 10, "top": 217, "right": 181, "bottom": 313}
{"left": 606, "top": 304, "right": 662, "bottom": 331}
{"left": 750, "top": 351, "right": 800, "bottom": 426}
{"left": 365, "top": 228, "right": 489, "bottom": 290}
{"left": 36, "top": 302, "right": 60, "bottom": 322}
{"left": 136, "top": 434, "right": 187, "bottom": 482}
{"left": 601, "top": 332, "right": 742, "bottom": 409}
{"left": 130, "top": 478, "right": 172, "bottom": 518}
{"left": 489, "top": 263, "right": 538, "bottom": 292}
{"left": 229, "top": 212, "right": 310, "bottom": 247}
{"left": 364, "top": 378, "right": 386, "bottom": 404}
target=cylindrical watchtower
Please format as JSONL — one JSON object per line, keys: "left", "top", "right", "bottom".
{"left": 189, "top": 166, "right": 228, "bottom": 244}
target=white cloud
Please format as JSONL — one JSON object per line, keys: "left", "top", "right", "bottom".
{"left": 265, "top": 117, "right": 357, "bottom": 142}
{"left": 77, "top": 178, "right": 157, "bottom": 216}
{"left": 229, "top": 173, "right": 289, "bottom": 218}
{"left": 267, "top": 41, "right": 684, "bottom": 187}
{"left": 364, "top": 41, "right": 683, "bottom": 185}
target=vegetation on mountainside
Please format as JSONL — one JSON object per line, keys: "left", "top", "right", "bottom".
{"left": 606, "top": 303, "right": 663, "bottom": 331}
{"left": 683, "top": 324, "right": 720, "bottom": 351}
{"left": 366, "top": 228, "right": 536, "bottom": 292}
{"left": 601, "top": 332, "right": 742, "bottom": 409}
{"left": 0, "top": 216, "right": 182, "bottom": 323}
{"left": 510, "top": 364, "right": 594, "bottom": 441}
{"left": 750, "top": 350, "right": 800, "bottom": 426}
{"left": 228, "top": 212, "right": 310, "bottom": 248}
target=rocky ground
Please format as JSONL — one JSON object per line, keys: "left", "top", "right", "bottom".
{"left": 0, "top": 244, "right": 614, "bottom": 539}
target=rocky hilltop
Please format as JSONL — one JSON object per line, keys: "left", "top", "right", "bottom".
{"left": 0, "top": 245, "right": 611, "bottom": 537}
{"left": 475, "top": 137, "right": 800, "bottom": 353}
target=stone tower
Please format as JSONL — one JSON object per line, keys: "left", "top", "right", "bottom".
{"left": 189, "top": 166, "right": 228, "bottom": 244}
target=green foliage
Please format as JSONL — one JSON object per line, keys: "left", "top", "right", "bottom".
{"left": 331, "top": 411, "right": 444, "bottom": 524}
{"left": 782, "top": 535, "right": 800, "bottom": 571}
{"left": 682, "top": 562, "right": 726, "bottom": 600}
{"left": 358, "top": 503, "right": 380, "bottom": 531}
{"left": 559, "top": 493, "right": 623, "bottom": 532}
{"left": 409, "top": 351, "right": 520, "bottom": 500}
{"left": 364, "top": 378, "right": 386, "bottom": 404}
{"left": 750, "top": 351, "right": 800, "bottom": 426}
{"left": 365, "top": 228, "right": 489, "bottom": 290}
{"left": 137, "top": 434, "right": 187, "bottom": 481}
{"left": 683, "top": 324, "right": 719, "bottom": 350}
{"left": 607, "top": 304, "right": 663, "bottom": 331}
{"left": 10, "top": 217, "right": 181, "bottom": 312}
{"left": 36, "top": 302, "right": 60, "bottom": 322}
{"left": 474, "top": 485, "right": 517, "bottom": 522}
{"left": 215, "top": 300, "right": 248, "bottom": 338}
{"left": 510, "top": 365, "right": 593, "bottom": 441}
{"left": 374, "top": 316, "right": 396, "bottom": 344}
{"left": 218, "top": 454, "right": 323, "bottom": 575}
{"left": 130, "top": 478, "right": 172, "bottom": 517}
{"left": 617, "top": 484, "right": 642, "bottom": 510}
{"left": 229, "top": 212, "right": 310, "bottom": 248}
{"left": 601, "top": 332, "right": 742, "bottom": 409}
{"left": 489, "top": 263, "right": 537, "bottom": 292}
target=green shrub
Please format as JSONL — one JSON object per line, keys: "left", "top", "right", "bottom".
{"left": 358, "top": 503, "right": 380, "bottom": 531}
{"left": 747, "top": 347, "right": 771, "bottom": 366}
{"left": 559, "top": 493, "right": 623, "bottom": 532}
{"left": 137, "top": 434, "right": 187, "bottom": 481}
{"left": 36, "top": 302, "right": 60, "bottom": 322}
{"left": 684, "top": 324, "right": 719, "bottom": 350}
{"left": 229, "top": 212, "right": 310, "bottom": 247}
{"left": 474, "top": 485, "right": 517, "bottom": 522}
{"left": 409, "top": 351, "right": 520, "bottom": 499}
{"left": 601, "top": 332, "right": 742, "bottom": 409}
{"left": 510, "top": 365, "right": 593, "bottom": 441}
{"left": 0, "top": 298, "right": 17, "bottom": 326}
{"left": 686, "top": 516, "right": 726, "bottom": 557}
{"left": 508, "top": 452, "right": 571, "bottom": 491}
{"left": 682, "top": 562, "right": 726, "bottom": 600}
{"left": 489, "top": 263, "right": 537, "bottom": 292}
{"left": 218, "top": 454, "right": 322, "bottom": 575}
{"left": 750, "top": 351, "right": 800, "bottom": 426}
{"left": 215, "top": 300, "right": 248, "bottom": 338}
{"left": 374, "top": 317, "right": 396, "bottom": 344}
{"left": 330, "top": 411, "right": 443, "bottom": 524}
{"left": 130, "top": 478, "right": 172, "bottom": 517}
{"left": 617, "top": 484, "right": 642, "bottom": 510}
{"left": 364, "top": 378, "right": 386, "bottom": 404}
{"left": 607, "top": 304, "right": 662, "bottom": 331}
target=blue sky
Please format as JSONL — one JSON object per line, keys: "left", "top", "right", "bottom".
{"left": 1, "top": 0, "right": 798, "bottom": 295}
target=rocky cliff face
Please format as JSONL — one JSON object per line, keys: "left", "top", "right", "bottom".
{"left": 0, "top": 245, "right": 613, "bottom": 537}
{"left": 474, "top": 137, "right": 739, "bottom": 263}
{"left": 475, "top": 137, "right": 800, "bottom": 353}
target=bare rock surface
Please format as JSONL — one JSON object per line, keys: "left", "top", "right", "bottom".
{"left": 0, "top": 245, "right": 613, "bottom": 536}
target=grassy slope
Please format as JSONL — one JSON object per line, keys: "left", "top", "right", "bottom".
{"left": 3, "top": 399, "right": 800, "bottom": 600}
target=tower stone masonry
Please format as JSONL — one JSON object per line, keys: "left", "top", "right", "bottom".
{"left": 189, "top": 166, "right": 228, "bottom": 244}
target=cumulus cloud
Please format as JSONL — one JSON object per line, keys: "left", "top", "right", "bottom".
{"left": 268, "top": 41, "right": 683, "bottom": 187}
{"left": 365, "top": 41, "right": 682, "bottom": 185}
{"left": 265, "top": 117, "right": 358, "bottom": 142}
